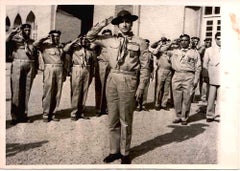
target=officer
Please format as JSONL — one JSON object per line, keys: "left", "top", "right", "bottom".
{"left": 136, "top": 39, "right": 153, "bottom": 111}
{"left": 63, "top": 35, "right": 93, "bottom": 120}
{"left": 151, "top": 37, "right": 172, "bottom": 111}
{"left": 33, "top": 30, "right": 66, "bottom": 122}
{"left": 170, "top": 34, "right": 201, "bottom": 125}
{"left": 6, "top": 24, "right": 37, "bottom": 125}
{"left": 94, "top": 29, "right": 112, "bottom": 116}
{"left": 190, "top": 36, "right": 200, "bottom": 50}
{"left": 198, "top": 38, "right": 212, "bottom": 102}
{"left": 203, "top": 32, "right": 221, "bottom": 122}
{"left": 87, "top": 10, "right": 150, "bottom": 164}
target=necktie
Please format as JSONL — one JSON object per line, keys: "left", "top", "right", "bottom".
{"left": 117, "top": 36, "right": 128, "bottom": 64}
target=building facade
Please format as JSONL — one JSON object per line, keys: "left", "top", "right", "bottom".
{"left": 6, "top": 5, "right": 221, "bottom": 44}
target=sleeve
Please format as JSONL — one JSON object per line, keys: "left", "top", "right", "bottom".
{"left": 202, "top": 49, "right": 210, "bottom": 77}
{"left": 194, "top": 51, "right": 202, "bottom": 83}
{"left": 137, "top": 40, "right": 151, "bottom": 90}
{"left": 86, "top": 19, "right": 109, "bottom": 47}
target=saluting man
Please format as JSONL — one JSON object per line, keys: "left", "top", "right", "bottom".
{"left": 6, "top": 24, "right": 38, "bottom": 125}
{"left": 33, "top": 30, "right": 67, "bottom": 122}
{"left": 87, "top": 10, "right": 150, "bottom": 164}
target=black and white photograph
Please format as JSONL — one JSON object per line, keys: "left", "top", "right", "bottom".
{"left": 1, "top": 0, "right": 240, "bottom": 169}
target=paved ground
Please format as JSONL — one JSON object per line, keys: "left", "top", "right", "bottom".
{"left": 5, "top": 63, "right": 219, "bottom": 166}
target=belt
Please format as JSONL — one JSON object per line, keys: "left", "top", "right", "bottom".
{"left": 44, "top": 64, "right": 63, "bottom": 67}
{"left": 110, "top": 69, "right": 137, "bottom": 76}
{"left": 14, "top": 59, "right": 34, "bottom": 63}
{"left": 72, "top": 64, "right": 90, "bottom": 67}
{"left": 176, "top": 70, "right": 194, "bottom": 74}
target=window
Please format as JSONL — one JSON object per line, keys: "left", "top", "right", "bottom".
{"left": 6, "top": 16, "right": 10, "bottom": 32}
{"left": 26, "top": 11, "right": 37, "bottom": 40}
{"left": 204, "top": 6, "right": 221, "bottom": 16}
{"left": 13, "top": 14, "right": 22, "bottom": 28}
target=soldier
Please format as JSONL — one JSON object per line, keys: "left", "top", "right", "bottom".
{"left": 6, "top": 24, "right": 38, "bottom": 125}
{"left": 33, "top": 30, "right": 67, "bottom": 122}
{"left": 94, "top": 29, "right": 112, "bottom": 116}
{"left": 136, "top": 39, "right": 153, "bottom": 111}
{"left": 151, "top": 37, "right": 172, "bottom": 111}
{"left": 198, "top": 38, "right": 212, "bottom": 102}
{"left": 170, "top": 34, "right": 201, "bottom": 125}
{"left": 203, "top": 32, "right": 221, "bottom": 122}
{"left": 63, "top": 35, "right": 93, "bottom": 120}
{"left": 87, "top": 10, "right": 150, "bottom": 164}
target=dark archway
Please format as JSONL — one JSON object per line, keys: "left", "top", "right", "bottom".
{"left": 13, "top": 14, "right": 22, "bottom": 28}
{"left": 6, "top": 16, "right": 11, "bottom": 32}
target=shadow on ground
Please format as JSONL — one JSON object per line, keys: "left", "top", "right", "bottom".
{"left": 6, "top": 140, "right": 48, "bottom": 157}
{"left": 130, "top": 123, "right": 209, "bottom": 161}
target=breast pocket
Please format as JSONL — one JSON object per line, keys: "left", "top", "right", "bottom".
{"left": 127, "top": 43, "right": 140, "bottom": 58}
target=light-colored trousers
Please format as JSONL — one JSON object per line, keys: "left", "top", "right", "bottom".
{"left": 172, "top": 72, "right": 195, "bottom": 121}
{"left": 106, "top": 72, "right": 137, "bottom": 156}
{"left": 11, "top": 60, "right": 36, "bottom": 120}
{"left": 42, "top": 64, "right": 63, "bottom": 119}
{"left": 71, "top": 65, "right": 91, "bottom": 117}
{"left": 155, "top": 68, "right": 172, "bottom": 108}
{"left": 206, "top": 84, "right": 220, "bottom": 119}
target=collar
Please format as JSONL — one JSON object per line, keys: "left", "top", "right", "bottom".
{"left": 117, "top": 31, "right": 134, "bottom": 39}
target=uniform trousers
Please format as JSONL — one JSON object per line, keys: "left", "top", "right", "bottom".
{"left": 11, "top": 59, "right": 36, "bottom": 120}
{"left": 172, "top": 72, "right": 195, "bottom": 121}
{"left": 106, "top": 71, "right": 137, "bottom": 156}
{"left": 42, "top": 64, "right": 63, "bottom": 119}
{"left": 206, "top": 84, "right": 220, "bottom": 119}
{"left": 155, "top": 68, "right": 172, "bottom": 108}
{"left": 71, "top": 65, "right": 91, "bottom": 117}
{"left": 95, "top": 61, "right": 109, "bottom": 113}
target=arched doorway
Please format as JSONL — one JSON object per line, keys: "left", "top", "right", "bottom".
{"left": 26, "top": 11, "right": 37, "bottom": 40}
{"left": 6, "top": 16, "right": 11, "bottom": 32}
{"left": 55, "top": 5, "right": 94, "bottom": 42}
{"left": 13, "top": 14, "right": 22, "bottom": 28}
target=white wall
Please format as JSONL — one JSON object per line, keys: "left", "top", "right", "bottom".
{"left": 139, "top": 5, "right": 185, "bottom": 43}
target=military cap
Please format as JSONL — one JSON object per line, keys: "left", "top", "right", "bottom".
{"left": 49, "top": 30, "right": 61, "bottom": 35}
{"left": 111, "top": 10, "right": 138, "bottom": 25}
{"left": 160, "top": 37, "right": 168, "bottom": 42}
{"left": 21, "top": 23, "right": 31, "bottom": 29}
{"left": 191, "top": 36, "right": 200, "bottom": 41}
{"left": 179, "top": 34, "right": 190, "bottom": 40}
{"left": 204, "top": 38, "right": 212, "bottom": 42}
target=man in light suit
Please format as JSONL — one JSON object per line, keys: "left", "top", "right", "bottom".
{"left": 203, "top": 32, "right": 221, "bottom": 122}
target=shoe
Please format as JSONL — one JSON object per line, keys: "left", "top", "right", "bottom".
{"left": 181, "top": 120, "right": 188, "bottom": 125}
{"left": 71, "top": 116, "right": 78, "bottom": 121}
{"left": 20, "top": 117, "right": 33, "bottom": 123}
{"left": 142, "top": 106, "right": 148, "bottom": 111}
{"left": 79, "top": 114, "right": 90, "bottom": 120}
{"left": 161, "top": 106, "right": 169, "bottom": 111}
{"left": 10, "top": 119, "right": 19, "bottom": 125}
{"left": 135, "top": 106, "right": 141, "bottom": 111}
{"left": 206, "top": 118, "right": 214, "bottom": 122}
{"left": 51, "top": 115, "right": 60, "bottom": 122}
{"left": 154, "top": 106, "right": 161, "bottom": 111}
{"left": 172, "top": 118, "right": 182, "bottom": 124}
{"left": 103, "top": 153, "right": 122, "bottom": 163}
{"left": 121, "top": 155, "right": 131, "bottom": 164}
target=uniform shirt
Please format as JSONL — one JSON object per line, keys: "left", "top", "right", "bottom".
{"left": 170, "top": 48, "right": 201, "bottom": 82}
{"left": 87, "top": 21, "right": 150, "bottom": 90}
{"left": 33, "top": 40, "right": 64, "bottom": 64}
{"left": 153, "top": 44, "right": 172, "bottom": 70}
{"left": 203, "top": 45, "right": 220, "bottom": 85}
{"left": 9, "top": 34, "right": 35, "bottom": 60}
{"left": 71, "top": 45, "right": 93, "bottom": 66}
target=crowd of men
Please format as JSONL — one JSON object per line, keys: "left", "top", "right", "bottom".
{"left": 6, "top": 9, "right": 221, "bottom": 164}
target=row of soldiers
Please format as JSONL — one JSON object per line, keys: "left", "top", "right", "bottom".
{"left": 6, "top": 10, "right": 220, "bottom": 164}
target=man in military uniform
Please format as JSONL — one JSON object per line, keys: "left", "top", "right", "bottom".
{"left": 203, "top": 32, "right": 221, "bottom": 122}
{"left": 94, "top": 29, "right": 112, "bottom": 116}
{"left": 151, "top": 37, "right": 172, "bottom": 111}
{"left": 63, "top": 35, "right": 93, "bottom": 120}
{"left": 6, "top": 24, "right": 37, "bottom": 125}
{"left": 198, "top": 38, "right": 212, "bottom": 102}
{"left": 170, "top": 34, "right": 201, "bottom": 125}
{"left": 33, "top": 30, "right": 66, "bottom": 122}
{"left": 87, "top": 10, "right": 150, "bottom": 164}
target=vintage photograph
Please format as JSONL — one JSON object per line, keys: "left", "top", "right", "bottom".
{"left": 2, "top": 2, "right": 239, "bottom": 169}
